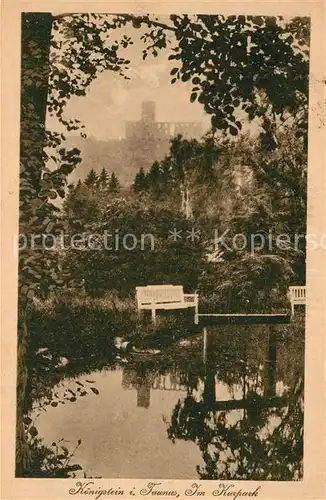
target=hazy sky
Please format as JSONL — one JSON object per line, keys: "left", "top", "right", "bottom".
{"left": 47, "top": 19, "right": 211, "bottom": 140}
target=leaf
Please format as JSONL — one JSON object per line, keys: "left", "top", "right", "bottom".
{"left": 51, "top": 401, "right": 58, "bottom": 407}
{"left": 170, "top": 67, "right": 178, "bottom": 75}
{"left": 85, "top": 380, "right": 95, "bottom": 383}
{"left": 181, "top": 73, "right": 191, "bottom": 82}
{"left": 211, "top": 115, "right": 227, "bottom": 130}
{"left": 23, "top": 416, "right": 32, "bottom": 425}
{"left": 90, "top": 387, "right": 99, "bottom": 395}
{"left": 28, "top": 426, "right": 38, "bottom": 437}
{"left": 69, "top": 464, "right": 83, "bottom": 471}
{"left": 70, "top": 397, "right": 77, "bottom": 402}
{"left": 77, "top": 439, "right": 82, "bottom": 445}
{"left": 190, "top": 93, "right": 197, "bottom": 103}
{"left": 46, "top": 222, "right": 55, "bottom": 233}
{"left": 61, "top": 446, "right": 69, "bottom": 456}
{"left": 229, "top": 125, "right": 239, "bottom": 136}
{"left": 225, "top": 105, "right": 234, "bottom": 115}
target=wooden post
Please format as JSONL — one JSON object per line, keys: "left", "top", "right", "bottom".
{"left": 203, "top": 327, "right": 208, "bottom": 363}
{"left": 202, "top": 327, "right": 216, "bottom": 405}
{"left": 203, "top": 365, "right": 216, "bottom": 405}
{"left": 151, "top": 307, "right": 156, "bottom": 325}
{"left": 266, "top": 326, "right": 277, "bottom": 397}
{"left": 242, "top": 365, "right": 247, "bottom": 420}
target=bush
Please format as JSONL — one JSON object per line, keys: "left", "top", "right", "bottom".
{"left": 198, "top": 255, "right": 293, "bottom": 314}
{"left": 28, "top": 291, "right": 139, "bottom": 359}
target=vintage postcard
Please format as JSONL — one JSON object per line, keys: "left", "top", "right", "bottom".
{"left": 1, "top": 1, "right": 325, "bottom": 499}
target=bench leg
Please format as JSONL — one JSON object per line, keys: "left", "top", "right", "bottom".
{"left": 194, "top": 302, "right": 199, "bottom": 324}
{"left": 291, "top": 300, "right": 295, "bottom": 317}
{"left": 138, "top": 309, "right": 145, "bottom": 322}
{"left": 151, "top": 307, "right": 156, "bottom": 325}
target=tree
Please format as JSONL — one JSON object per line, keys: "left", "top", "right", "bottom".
{"left": 133, "top": 167, "right": 148, "bottom": 193}
{"left": 62, "top": 180, "right": 102, "bottom": 231}
{"left": 18, "top": 14, "right": 83, "bottom": 475}
{"left": 84, "top": 168, "right": 98, "bottom": 187}
{"left": 20, "top": 13, "right": 53, "bottom": 193}
{"left": 147, "top": 161, "right": 164, "bottom": 196}
{"left": 146, "top": 135, "right": 220, "bottom": 219}
{"left": 62, "top": 198, "right": 207, "bottom": 296}
{"left": 96, "top": 167, "right": 109, "bottom": 190}
{"left": 108, "top": 172, "right": 120, "bottom": 193}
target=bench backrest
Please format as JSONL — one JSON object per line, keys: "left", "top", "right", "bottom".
{"left": 136, "top": 285, "right": 184, "bottom": 306}
{"left": 289, "top": 286, "right": 306, "bottom": 302}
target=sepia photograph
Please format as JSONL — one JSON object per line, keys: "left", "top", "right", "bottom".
{"left": 1, "top": 2, "right": 325, "bottom": 497}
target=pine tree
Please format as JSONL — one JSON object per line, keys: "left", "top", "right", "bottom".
{"left": 134, "top": 167, "right": 148, "bottom": 193}
{"left": 108, "top": 172, "right": 120, "bottom": 193}
{"left": 84, "top": 168, "right": 98, "bottom": 187}
{"left": 147, "top": 161, "right": 163, "bottom": 196}
{"left": 97, "top": 167, "right": 109, "bottom": 190}
{"left": 148, "top": 161, "right": 160, "bottom": 183}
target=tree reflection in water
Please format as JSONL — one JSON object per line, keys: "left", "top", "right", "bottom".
{"left": 167, "top": 377, "right": 303, "bottom": 480}
{"left": 118, "top": 321, "right": 304, "bottom": 480}
{"left": 163, "top": 324, "right": 304, "bottom": 481}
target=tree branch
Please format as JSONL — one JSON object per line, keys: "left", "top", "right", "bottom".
{"left": 53, "top": 12, "right": 177, "bottom": 33}
{"left": 114, "top": 13, "right": 177, "bottom": 32}
{"left": 53, "top": 13, "right": 82, "bottom": 21}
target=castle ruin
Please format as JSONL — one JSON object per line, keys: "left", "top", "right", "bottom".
{"left": 68, "top": 101, "right": 203, "bottom": 185}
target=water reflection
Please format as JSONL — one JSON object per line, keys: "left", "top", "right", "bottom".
{"left": 122, "top": 364, "right": 187, "bottom": 409}
{"left": 35, "top": 323, "right": 304, "bottom": 480}
{"left": 165, "top": 326, "right": 303, "bottom": 481}
{"left": 122, "top": 365, "right": 152, "bottom": 408}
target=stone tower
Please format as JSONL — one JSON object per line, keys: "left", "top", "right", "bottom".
{"left": 141, "top": 101, "right": 156, "bottom": 123}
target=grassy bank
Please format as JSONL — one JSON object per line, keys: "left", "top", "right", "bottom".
{"left": 28, "top": 290, "right": 198, "bottom": 358}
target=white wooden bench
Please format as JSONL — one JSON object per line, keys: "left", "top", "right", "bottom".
{"left": 136, "top": 285, "right": 199, "bottom": 324}
{"left": 288, "top": 286, "right": 306, "bottom": 316}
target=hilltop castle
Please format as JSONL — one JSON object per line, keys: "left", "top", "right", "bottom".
{"left": 126, "top": 101, "right": 202, "bottom": 143}
{"left": 68, "top": 101, "right": 203, "bottom": 185}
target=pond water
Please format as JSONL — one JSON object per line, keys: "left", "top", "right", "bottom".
{"left": 34, "top": 324, "right": 304, "bottom": 480}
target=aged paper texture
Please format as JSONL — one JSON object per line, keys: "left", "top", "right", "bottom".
{"left": 1, "top": 1, "right": 325, "bottom": 499}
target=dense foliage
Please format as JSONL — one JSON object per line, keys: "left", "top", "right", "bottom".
{"left": 60, "top": 121, "right": 306, "bottom": 311}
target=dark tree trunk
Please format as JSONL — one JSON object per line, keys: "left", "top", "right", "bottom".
{"left": 16, "top": 312, "right": 30, "bottom": 476}
{"left": 20, "top": 12, "right": 53, "bottom": 193}
{"left": 16, "top": 12, "right": 53, "bottom": 476}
